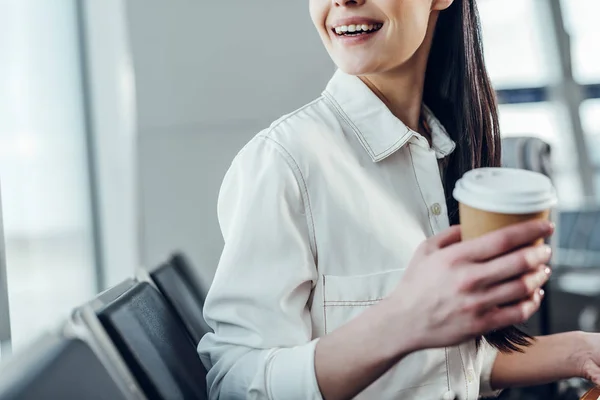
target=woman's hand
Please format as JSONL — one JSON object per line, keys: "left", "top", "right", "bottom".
{"left": 487, "top": 331, "right": 599, "bottom": 390}
{"left": 383, "top": 220, "right": 554, "bottom": 352}
{"left": 314, "top": 220, "right": 553, "bottom": 400}
{"left": 573, "top": 332, "right": 600, "bottom": 386}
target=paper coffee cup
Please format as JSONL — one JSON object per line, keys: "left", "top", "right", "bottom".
{"left": 580, "top": 387, "right": 600, "bottom": 400}
{"left": 453, "top": 168, "right": 558, "bottom": 243}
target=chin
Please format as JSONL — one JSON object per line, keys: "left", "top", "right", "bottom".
{"left": 328, "top": 44, "right": 419, "bottom": 78}
{"left": 329, "top": 48, "right": 394, "bottom": 77}
{"left": 333, "top": 57, "right": 381, "bottom": 77}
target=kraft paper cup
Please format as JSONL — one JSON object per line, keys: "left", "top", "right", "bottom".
{"left": 453, "top": 168, "right": 558, "bottom": 244}
{"left": 580, "top": 387, "right": 600, "bottom": 400}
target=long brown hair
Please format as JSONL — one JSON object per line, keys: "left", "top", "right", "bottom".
{"left": 423, "top": 0, "right": 533, "bottom": 353}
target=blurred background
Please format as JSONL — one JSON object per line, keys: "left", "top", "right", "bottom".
{"left": 0, "top": 0, "right": 599, "bottom": 355}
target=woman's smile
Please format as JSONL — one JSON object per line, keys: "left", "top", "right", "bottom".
{"left": 330, "top": 17, "right": 384, "bottom": 45}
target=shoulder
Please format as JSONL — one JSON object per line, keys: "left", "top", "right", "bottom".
{"left": 236, "top": 95, "right": 341, "bottom": 168}
{"left": 219, "top": 99, "right": 332, "bottom": 236}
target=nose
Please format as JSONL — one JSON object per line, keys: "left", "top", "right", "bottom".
{"left": 333, "top": 0, "right": 365, "bottom": 6}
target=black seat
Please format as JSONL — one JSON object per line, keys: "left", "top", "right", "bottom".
{"left": 97, "top": 282, "right": 208, "bottom": 400}
{"left": 150, "top": 253, "right": 212, "bottom": 345}
{"left": 0, "top": 335, "right": 127, "bottom": 400}
{"left": 501, "top": 136, "right": 552, "bottom": 177}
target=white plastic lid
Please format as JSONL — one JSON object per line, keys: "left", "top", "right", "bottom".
{"left": 453, "top": 168, "right": 558, "bottom": 214}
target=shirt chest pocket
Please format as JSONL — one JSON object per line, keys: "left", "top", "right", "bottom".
{"left": 322, "top": 269, "right": 449, "bottom": 399}
{"left": 323, "top": 269, "right": 403, "bottom": 334}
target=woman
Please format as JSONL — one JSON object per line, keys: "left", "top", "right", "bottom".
{"left": 199, "top": 0, "right": 600, "bottom": 399}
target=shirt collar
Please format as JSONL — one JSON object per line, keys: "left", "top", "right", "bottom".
{"left": 323, "top": 69, "right": 456, "bottom": 162}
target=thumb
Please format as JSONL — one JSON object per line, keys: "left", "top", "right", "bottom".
{"left": 432, "top": 225, "right": 462, "bottom": 249}
{"left": 413, "top": 226, "right": 461, "bottom": 260}
{"left": 584, "top": 362, "right": 600, "bottom": 387}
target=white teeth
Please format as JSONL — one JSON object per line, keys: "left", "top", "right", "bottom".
{"left": 334, "top": 23, "right": 382, "bottom": 36}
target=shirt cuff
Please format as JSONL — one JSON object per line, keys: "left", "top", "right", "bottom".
{"left": 479, "top": 343, "right": 502, "bottom": 398}
{"left": 267, "top": 339, "right": 323, "bottom": 400}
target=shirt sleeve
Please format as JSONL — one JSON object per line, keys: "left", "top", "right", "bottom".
{"left": 197, "top": 135, "right": 323, "bottom": 400}
{"left": 479, "top": 341, "right": 502, "bottom": 398}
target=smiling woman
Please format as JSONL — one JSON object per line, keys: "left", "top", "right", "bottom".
{"left": 196, "top": 1, "right": 559, "bottom": 400}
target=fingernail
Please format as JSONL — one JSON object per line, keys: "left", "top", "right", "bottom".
{"left": 527, "top": 272, "right": 547, "bottom": 291}
{"left": 523, "top": 301, "right": 536, "bottom": 316}
{"left": 526, "top": 245, "right": 552, "bottom": 265}
{"left": 545, "top": 266, "right": 552, "bottom": 276}
{"left": 539, "top": 288, "right": 545, "bottom": 297}
{"left": 537, "top": 271, "right": 547, "bottom": 286}
{"left": 539, "top": 221, "right": 551, "bottom": 233}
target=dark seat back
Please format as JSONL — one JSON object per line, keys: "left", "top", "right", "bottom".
{"left": 0, "top": 335, "right": 127, "bottom": 400}
{"left": 97, "top": 282, "right": 208, "bottom": 400}
{"left": 502, "top": 136, "right": 552, "bottom": 177}
{"left": 150, "top": 253, "right": 212, "bottom": 344}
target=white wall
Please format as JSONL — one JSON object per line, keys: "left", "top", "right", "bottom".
{"left": 126, "top": 1, "right": 334, "bottom": 289}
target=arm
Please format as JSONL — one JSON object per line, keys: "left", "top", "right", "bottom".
{"left": 314, "top": 298, "right": 420, "bottom": 399}
{"left": 198, "top": 136, "right": 417, "bottom": 400}
{"left": 489, "top": 331, "right": 588, "bottom": 390}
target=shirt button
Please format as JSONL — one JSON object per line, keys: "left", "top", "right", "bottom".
{"left": 431, "top": 203, "right": 442, "bottom": 216}
{"left": 467, "top": 368, "right": 475, "bottom": 384}
{"left": 442, "top": 390, "right": 457, "bottom": 400}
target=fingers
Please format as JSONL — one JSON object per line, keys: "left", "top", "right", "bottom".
{"left": 475, "top": 265, "right": 551, "bottom": 311}
{"left": 463, "top": 245, "right": 552, "bottom": 290}
{"left": 414, "top": 226, "right": 462, "bottom": 258}
{"left": 451, "top": 220, "right": 554, "bottom": 262}
{"left": 480, "top": 290, "right": 543, "bottom": 333}
{"left": 435, "top": 225, "right": 463, "bottom": 249}
{"left": 584, "top": 363, "right": 600, "bottom": 387}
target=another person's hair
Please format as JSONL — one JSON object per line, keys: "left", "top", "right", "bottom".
{"left": 423, "top": 0, "right": 533, "bottom": 353}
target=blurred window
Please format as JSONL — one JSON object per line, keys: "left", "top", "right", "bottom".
{"left": 497, "top": 102, "right": 560, "bottom": 144}
{"left": 561, "top": 0, "right": 600, "bottom": 84}
{"left": 0, "top": 1, "right": 96, "bottom": 349}
{"left": 581, "top": 99, "right": 600, "bottom": 165}
{"left": 479, "top": 0, "right": 555, "bottom": 89}
{"left": 479, "top": 0, "right": 600, "bottom": 207}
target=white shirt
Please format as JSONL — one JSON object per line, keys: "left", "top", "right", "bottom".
{"left": 198, "top": 70, "right": 499, "bottom": 400}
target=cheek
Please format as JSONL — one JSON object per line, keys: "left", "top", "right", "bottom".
{"left": 399, "top": 16, "right": 430, "bottom": 49}
{"left": 308, "top": 0, "right": 328, "bottom": 34}
{"left": 386, "top": 3, "right": 432, "bottom": 56}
